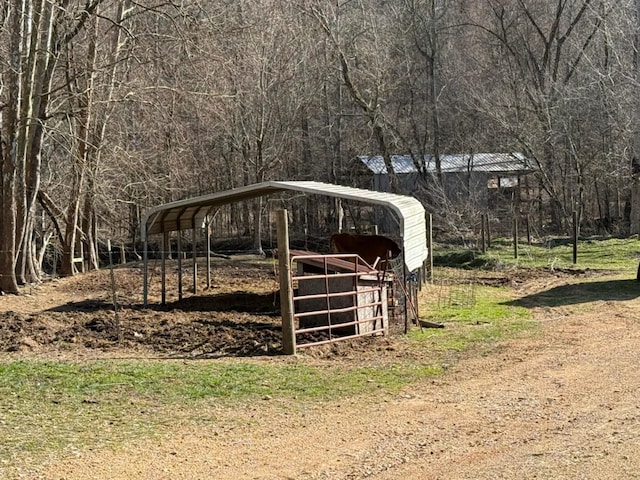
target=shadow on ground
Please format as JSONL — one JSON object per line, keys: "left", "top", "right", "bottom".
{"left": 46, "top": 291, "right": 281, "bottom": 315}
{"left": 505, "top": 279, "right": 640, "bottom": 308}
{"left": 13, "top": 292, "right": 285, "bottom": 357}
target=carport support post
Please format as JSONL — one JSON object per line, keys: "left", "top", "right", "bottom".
{"left": 206, "top": 217, "right": 211, "bottom": 289}
{"left": 192, "top": 218, "right": 198, "bottom": 294}
{"left": 162, "top": 230, "right": 169, "bottom": 305}
{"left": 277, "top": 209, "right": 296, "bottom": 355}
{"left": 177, "top": 231, "right": 183, "bottom": 300}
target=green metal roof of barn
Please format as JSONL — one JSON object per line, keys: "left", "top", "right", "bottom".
{"left": 359, "top": 152, "right": 538, "bottom": 175}
{"left": 141, "top": 181, "right": 428, "bottom": 272}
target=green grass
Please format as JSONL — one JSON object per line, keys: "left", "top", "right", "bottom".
{"left": 422, "top": 285, "right": 526, "bottom": 323}
{"left": 0, "top": 359, "right": 440, "bottom": 462}
{"left": 434, "top": 236, "right": 640, "bottom": 273}
{"left": 0, "top": 359, "right": 438, "bottom": 403}
{"left": 412, "top": 283, "right": 535, "bottom": 353}
{"left": 419, "top": 236, "right": 640, "bottom": 355}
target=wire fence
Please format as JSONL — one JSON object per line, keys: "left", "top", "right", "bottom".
{"left": 433, "top": 269, "right": 477, "bottom": 310}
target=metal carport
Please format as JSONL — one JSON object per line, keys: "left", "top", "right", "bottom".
{"left": 141, "top": 180, "right": 429, "bottom": 306}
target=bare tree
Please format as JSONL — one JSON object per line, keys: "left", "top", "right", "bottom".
{"left": 397, "top": 0, "right": 452, "bottom": 178}
{"left": 0, "top": 0, "right": 105, "bottom": 291}
{"left": 208, "top": 0, "right": 309, "bottom": 251}
{"left": 57, "top": 2, "right": 131, "bottom": 275}
{"left": 630, "top": 0, "right": 640, "bottom": 233}
{"left": 3, "top": 0, "right": 640, "bottom": 284}
{"left": 309, "top": 0, "right": 404, "bottom": 193}
{"left": 462, "top": 0, "right": 608, "bottom": 233}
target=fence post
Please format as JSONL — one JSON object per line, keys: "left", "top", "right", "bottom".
{"left": 480, "top": 214, "right": 486, "bottom": 254}
{"left": 426, "top": 213, "right": 433, "bottom": 283}
{"left": 107, "top": 240, "right": 122, "bottom": 343}
{"left": 277, "top": 209, "right": 296, "bottom": 355}
{"left": 513, "top": 215, "right": 519, "bottom": 259}
{"left": 573, "top": 210, "right": 578, "bottom": 264}
{"left": 177, "top": 231, "right": 183, "bottom": 300}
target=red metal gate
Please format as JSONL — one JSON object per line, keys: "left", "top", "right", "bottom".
{"left": 289, "top": 252, "right": 388, "bottom": 349}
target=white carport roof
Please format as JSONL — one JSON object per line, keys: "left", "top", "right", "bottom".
{"left": 141, "top": 181, "right": 428, "bottom": 272}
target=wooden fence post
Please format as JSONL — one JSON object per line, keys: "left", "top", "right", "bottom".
{"left": 513, "top": 215, "right": 519, "bottom": 259}
{"left": 277, "top": 209, "right": 296, "bottom": 355}
{"left": 426, "top": 213, "right": 433, "bottom": 283}
{"left": 107, "top": 240, "right": 122, "bottom": 343}
{"left": 177, "top": 231, "right": 183, "bottom": 300}
{"left": 573, "top": 210, "right": 578, "bottom": 264}
{"left": 480, "top": 214, "right": 486, "bottom": 254}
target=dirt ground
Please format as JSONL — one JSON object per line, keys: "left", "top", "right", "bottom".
{"left": 2, "top": 257, "right": 640, "bottom": 479}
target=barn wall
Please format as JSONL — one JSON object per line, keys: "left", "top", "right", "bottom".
{"left": 371, "top": 171, "right": 489, "bottom": 210}
{"left": 373, "top": 173, "right": 418, "bottom": 193}
{"left": 441, "top": 172, "right": 489, "bottom": 208}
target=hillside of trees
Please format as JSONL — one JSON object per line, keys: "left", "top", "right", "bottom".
{"left": 1, "top": 0, "right": 639, "bottom": 292}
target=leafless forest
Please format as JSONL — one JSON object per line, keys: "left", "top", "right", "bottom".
{"left": 1, "top": 0, "right": 640, "bottom": 292}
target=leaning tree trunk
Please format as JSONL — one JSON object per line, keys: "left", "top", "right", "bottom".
{"left": 60, "top": 159, "right": 85, "bottom": 276}
{"left": 82, "top": 1, "right": 129, "bottom": 269}
{"left": 82, "top": 184, "right": 100, "bottom": 271}
{"left": 60, "top": 11, "right": 100, "bottom": 276}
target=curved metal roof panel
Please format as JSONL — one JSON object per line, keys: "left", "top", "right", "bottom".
{"left": 360, "top": 152, "right": 537, "bottom": 175}
{"left": 142, "top": 181, "right": 428, "bottom": 271}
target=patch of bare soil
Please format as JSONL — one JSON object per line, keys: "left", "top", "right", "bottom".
{"left": 3, "top": 260, "right": 640, "bottom": 479}
{"left": 0, "top": 257, "right": 415, "bottom": 362}
{"left": 0, "top": 258, "right": 288, "bottom": 359}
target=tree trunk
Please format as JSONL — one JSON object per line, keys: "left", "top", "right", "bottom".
{"left": 0, "top": 0, "right": 26, "bottom": 293}
{"left": 253, "top": 196, "right": 264, "bottom": 255}
{"left": 82, "top": 188, "right": 99, "bottom": 271}
{"left": 0, "top": 132, "right": 19, "bottom": 292}
{"left": 631, "top": 0, "right": 640, "bottom": 234}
